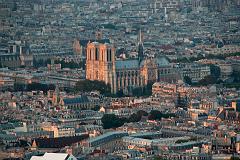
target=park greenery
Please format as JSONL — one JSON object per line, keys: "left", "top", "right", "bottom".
{"left": 175, "top": 137, "right": 197, "bottom": 144}
{"left": 101, "top": 114, "right": 127, "bottom": 129}
{"left": 116, "top": 82, "right": 153, "bottom": 97}
{"left": 55, "top": 59, "right": 85, "bottom": 69}
{"left": 75, "top": 79, "right": 152, "bottom": 97}
{"left": 132, "top": 82, "right": 153, "bottom": 97}
{"left": 101, "top": 110, "right": 175, "bottom": 129}
{"left": 210, "top": 64, "right": 221, "bottom": 79}
{"left": 75, "top": 80, "right": 111, "bottom": 95}
{"left": 148, "top": 110, "right": 176, "bottom": 121}
{"left": 14, "top": 82, "right": 55, "bottom": 93}
{"left": 33, "top": 59, "right": 51, "bottom": 68}
{"left": 183, "top": 76, "right": 192, "bottom": 85}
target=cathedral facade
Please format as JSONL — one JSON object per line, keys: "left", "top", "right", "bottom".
{"left": 86, "top": 42, "right": 116, "bottom": 93}
{"left": 86, "top": 42, "right": 179, "bottom": 94}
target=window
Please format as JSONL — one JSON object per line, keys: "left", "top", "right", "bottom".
{"left": 109, "top": 48, "right": 112, "bottom": 61}
{"left": 102, "top": 50, "right": 104, "bottom": 61}
{"left": 107, "top": 49, "right": 109, "bottom": 61}
{"left": 89, "top": 49, "right": 92, "bottom": 60}
{"left": 95, "top": 48, "right": 99, "bottom": 60}
{"left": 128, "top": 78, "right": 131, "bottom": 85}
{"left": 107, "top": 48, "right": 112, "bottom": 62}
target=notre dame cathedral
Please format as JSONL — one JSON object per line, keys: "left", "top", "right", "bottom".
{"left": 86, "top": 40, "right": 179, "bottom": 94}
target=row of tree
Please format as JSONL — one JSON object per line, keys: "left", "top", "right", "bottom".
{"left": 115, "top": 82, "right": 153, "bottom": 98}
{"left": 75, "top": 80, "right": 111, "bottom": 95}
{"left": 174, "top": 52, "right": 240, "bottom": 63}
{"left": 33, "top": 59, "right": 51, "bottom": 68}
{"left": 101, "top": 110, "right": 175, "bottom": 129}
{"left": 55, "top": 59, "right": 85, "bottom": 69}
{"left": 14, "top": 83, "right": 55, "bottom": 93}
{"left": 33, "top": 59, "right": 85, "bottom": 69}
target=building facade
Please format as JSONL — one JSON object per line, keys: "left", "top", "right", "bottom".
{"left": 86, "top": 42, "right": 117, "bottom": 93}
{"left": 86, "top": 42, "right": 179, "bottom": 94}
{"left": 175, "top": 63, "right": 211, "bottom": 83}
{"left": 0, "top": 41, "right": 33, "bottom": 68}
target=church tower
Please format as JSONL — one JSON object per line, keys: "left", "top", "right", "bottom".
{"left": 138, "top": 29, "right": 144, "bottom": 63}
{"left": 73, "top": 39, "right": 82, "bottom": 57}
{"left": 52, "top": 83, "right": 60, "bottom": 105}
{"left": 19, "top": 41, "right": 33, "bottom": 67}
{"left": 86, "top": 42, "right": 116, "bottom": 94}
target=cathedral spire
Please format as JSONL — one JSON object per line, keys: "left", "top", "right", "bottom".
{"left": 139, "top": 28, "right": 142, "bottom": 44}
{"left": 138, "top": 28, "right": 144, "bottom": 62}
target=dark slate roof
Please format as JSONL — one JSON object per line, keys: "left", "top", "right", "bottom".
{"left": 0, "top": 134, "right": 17, "bottom": 140}
{"left": 115, "top": 59, "right": 139, "bottom": 69}
{"left": 63, "top": 95, "right": 90, "bottom": 105}
{"left": 140, "top": 56, "right": 170, "bottom": 67}
{"left": 33, "top": 134, "right": 89, "bottom": 148}
{"left": 79, "top": 39, "right": 110, "bottom": 47}
{"left": 155, "top": 56, "right": 170, "bottom": 66}
{"left": 0, "top": 123, "right": 15, "bottom": 130}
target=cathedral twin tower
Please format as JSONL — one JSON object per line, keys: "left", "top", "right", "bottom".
{"left": 86, "top": 42, "right": 117, "bottom": 93}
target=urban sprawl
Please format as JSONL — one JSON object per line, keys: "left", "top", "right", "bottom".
{"left": 0, "top": 0, "right": 240, "bottom": 160}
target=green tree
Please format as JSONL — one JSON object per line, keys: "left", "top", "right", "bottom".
{"left": 132, "top": 87, "right": 143, "bottom": 97}
{"left": 183, "top": 76, "right": 192, "bottom": 85}
{"left": 128, "top": 113, "right": 141, "bottom": 122}
{"left": 198, "top": 75, "right": 217, "bottom": 85}
{"left": 210, "top": 64, "right": 221, "bottom": 79}
{"left": 116, "top": 89, "right": 124, "bottom": 97}
{"left": 75, "top": 80, "right": 111, "bottom": 95}
{"left": 92, "top": 105, "right": 100, "bottom": 111}
{"left": 12, "top": 2, "right": 17, "bottom": 11}
{"left": 137, "top": 110, "right": 148, "bottom": 117}
{"left": 162, "top": 113, "right": 176, "bottom": 118}
{"left": 102, "top": 23, "right": 116, "bottom": 29}
{"left": 101, "top": 114, "right": 125, "bottom": 129}
{"left": 148, "top": 110, "right": 163, "bottom": 120}
{"left": 33, "top": 59, "right": 51, "bottom": 68}
{"left": 14, "top": 83, "right": 27, "bottom": 91}
{"left": 230, "top": 157, "right": 240, "bottom": 160}
{"left": 14, "top": 82, "right": 55, "bottom": 93}
{"left": 54, "top": 59, "right": 84, "bottom": 69}
{"left": 231, "top": 71, "right": 240, "bottom": 83}
{"left": 175, "top": 139, "right": 190, "bottom": 143}
{"left": 148, "top": 110, "right": 175, "bottom": 120}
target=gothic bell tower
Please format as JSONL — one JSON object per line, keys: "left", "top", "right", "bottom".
{"left": 86, "top": 42, "right": 116, "bottom": 94}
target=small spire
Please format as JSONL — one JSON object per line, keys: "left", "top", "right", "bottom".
{"left": 139, "top": 28, "right": 142, "bottom": 44}
{"left": 55, "top": 83, "right": 60, "bottom": 95}
{"left": 138, "top": 28, "right": 144, "bottom": 62}
{"left": 139, "top": 28, "right": 143, "bottom": 45}
{"left": 32, "top": 139, "right": 37, "bottom": 149}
